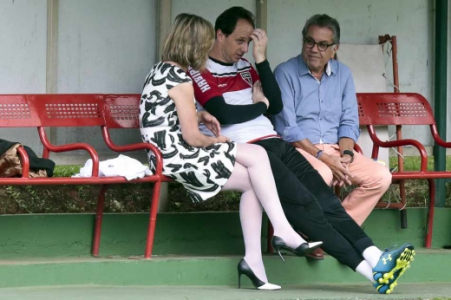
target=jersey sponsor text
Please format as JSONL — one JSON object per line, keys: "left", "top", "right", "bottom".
{"left": 189, "top": 69, "right": 211, "bottom": 93}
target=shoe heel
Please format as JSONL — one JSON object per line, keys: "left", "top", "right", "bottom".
{"left": 276, "top": 249, "right": 285, "bottom": 262}
{"left": 237, "top": 259, "right": 280, "bottom": 290}
{"left": 271, "top": 236, "right": 285, "bottom": 262}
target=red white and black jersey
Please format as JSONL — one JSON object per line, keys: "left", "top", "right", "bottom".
{"left": 189, "top": 58, "right": 277, "bottom": 143}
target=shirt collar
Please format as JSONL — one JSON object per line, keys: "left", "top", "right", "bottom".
{"left": 298, "top": 55, "right": 335, "bottom": 77}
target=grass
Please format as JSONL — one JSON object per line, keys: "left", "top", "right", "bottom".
{"left": 393, "top": 155, "right": 451, "bottom": 172}
{"left": 337, "top": 155, "right": 451, "bottom": 207}
{"left": 0, "top": 164, "right": 241, "bottom": 214}
{"left": 0, "top": 156, "right": 450, "bottom": 214}
{"left": 384, "top": 155, "right": 451, "bottom": 207}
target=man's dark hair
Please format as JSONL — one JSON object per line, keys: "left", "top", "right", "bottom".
{"left": 302, "top": 14, "right": 340, "bottom": 45}
{"left": 215, "top": 6, "right": 255, "bottom": 38}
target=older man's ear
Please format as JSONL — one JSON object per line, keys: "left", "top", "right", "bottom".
{"left": 331, "top": 45, "right": 339, "bottom": 60}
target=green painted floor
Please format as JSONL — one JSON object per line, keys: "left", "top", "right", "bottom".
{"left": 0, "top": 249, "right": 449, "bottom": 288}
{"left": 0, "top": 284, "right": 450, "bottom": 300}
{"left": 0, "top": 209, "right": 450, "bottom": 294}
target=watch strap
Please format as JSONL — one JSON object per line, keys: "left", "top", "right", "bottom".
{"left": 342, "top": 150, "right": 354, "bottom": 163}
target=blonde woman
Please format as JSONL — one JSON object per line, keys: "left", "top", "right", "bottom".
{"left": 139, "top": 13, "right": 322, "bottom": 290}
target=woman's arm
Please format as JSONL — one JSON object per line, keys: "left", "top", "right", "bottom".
{"left": 169, "top": 82, "right": 229, "bottom": 147}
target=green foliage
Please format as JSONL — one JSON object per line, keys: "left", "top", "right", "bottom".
{"left": 53, "top": 165, "right": 81, "bottom": 177}
{"left": 168, "top": 182, "right": 240, "bottom": 212}
{"left": 388, "top": 156, "right": 451, "bottom": 207}
{"left": 1, "top": 158, "right": 450, "bottom": 214}
{"left": 389, "top": 155, "right": 451, "bottom": 172}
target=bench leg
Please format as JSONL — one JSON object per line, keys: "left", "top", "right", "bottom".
{"left": 399, "top": 180, "right": 408, "bottom": 229}
{"left": 400, "top": 210, "right": 408, "bottom": 228}
{"left": 144, "top": 180, "right": 162, "bottom": 259}
{"left": 425, "top": 179, "right": 436, "bottom": 249}
{"left": 92, "top": 184, "right": 108, "bottom": 257}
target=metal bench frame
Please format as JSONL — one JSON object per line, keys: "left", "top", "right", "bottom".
{"left": 357, "top": 92, "right": 451, "bottom": 248}
{"left": 0, "top": 94, "right": 167, "bottom": 258}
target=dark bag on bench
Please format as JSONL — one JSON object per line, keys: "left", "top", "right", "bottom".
{"left": 0, "top": 139, "right": 55, "bottom": 178}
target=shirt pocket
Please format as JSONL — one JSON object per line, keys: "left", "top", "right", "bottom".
{"left": 324, "top": 97, "right": 342, "bottom": 123}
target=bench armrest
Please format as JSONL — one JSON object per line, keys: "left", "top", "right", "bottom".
{"left": 16, "top": 146, "right": 31, "bottom": 178}
{"left": 435, "top": 139, "right": 451, "bottom": 148}
{"left": 431, "top": 127, "right": 451, "bottom": 148}
{"left": 101, "top": 127, "right": 163, "bottom": 176}
{"left": 369, "top": 132, "right": 428, "bottom": 172}
{"left": 38, "top": 127, "right": 100, "bottom": 176}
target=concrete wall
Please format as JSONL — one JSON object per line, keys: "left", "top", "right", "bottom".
{"left": 0, "top": 0, "right": 155, "bottom": 160}
{"left": 0, "top": 0, "right": 448, "bottom": 162}
{"left": 0, "top": 0, "right": 47, "bottom": 149}
{"left": 55, "top": 0, "right": 156, "bottom": 154}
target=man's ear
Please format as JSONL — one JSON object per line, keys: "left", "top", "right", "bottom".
{"left": 216, "top": 29, "right": 226, "bottom": 42}
{"left": 331, "top": 44, "right": 339, "bottom": 59}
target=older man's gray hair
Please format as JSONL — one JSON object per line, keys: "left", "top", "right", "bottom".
{"left": 302, "top": 14, "right": 341, "bottom": 45}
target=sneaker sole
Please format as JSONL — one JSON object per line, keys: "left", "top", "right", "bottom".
{"left": 374, "top": 247, "right": 415, "bottom": 294}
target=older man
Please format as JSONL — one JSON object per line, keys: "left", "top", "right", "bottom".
{"left": 189, "top": 6, "right": 414, "bottom": 294}
{"left": 273, "top": 14, "right": 392, "bottom": 226}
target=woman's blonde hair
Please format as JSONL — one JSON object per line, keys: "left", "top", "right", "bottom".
{"left": 162, "top": 13, "right": 214, "bottom": 71}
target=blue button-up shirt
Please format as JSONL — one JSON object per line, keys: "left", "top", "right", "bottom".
{"left": 272, "top": 55, "right": 360, "bottom": 144}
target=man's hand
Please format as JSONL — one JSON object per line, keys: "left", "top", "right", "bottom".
{"left": 197, "top": 110, "right": 221, "bottom": 137}
{"left": 341, "top": 154, "right": 352, "bottom": 168}
{"left": 250, "top": 29, "right": 268, "bottom": 63}
{"left": 252, "top": 81, "right": 269, "bottom": 108}
{"left": 320, "top": 153, "right": 353, "bottom": 186}
{"left": 215, "top": 135, "right": 231, "bottom": 143}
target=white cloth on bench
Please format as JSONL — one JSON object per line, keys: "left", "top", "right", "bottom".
{"left": 72, "top": 154, "right": 152, "bottom": 180}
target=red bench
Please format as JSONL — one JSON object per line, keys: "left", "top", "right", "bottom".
{"left": 357, "top": 92, "right": 451, "bottom": 248}
{"left": 1, "top": 94, "right": 278, "bottom": 258}
{"left": 2, "top": 93, "right": 442, "bottom": 258}
{"left": 0, "top": 94, "right": 169, "bottom": 259}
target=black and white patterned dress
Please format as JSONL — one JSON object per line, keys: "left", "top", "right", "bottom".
{"left": 140, "top": 62, "right": 237, "bottom": 202}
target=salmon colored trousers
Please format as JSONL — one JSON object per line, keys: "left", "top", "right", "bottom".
{"left": 297, "top": 144, "right": 392, "bottom": 225}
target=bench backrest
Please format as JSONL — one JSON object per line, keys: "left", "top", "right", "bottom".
{"left": 0, "top": 94, "right": 143, "bottom": 129}
{"left": 31, "top": 94, "right": 105, "bottom": 127}
{"left": 103, "top": 94, "right": 140, "bottom": 129}
{"left": 357, "top": 93, "right": 435, "bottom": 126}
{"left": 0, "top": 95, "right": 41, "bottom": 127}
{"left": 3, "top": 93, "right": 435, "bottom": 129}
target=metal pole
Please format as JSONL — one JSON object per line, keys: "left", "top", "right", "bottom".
{"left": 433, "top": 0, "right": 447, "bottom": 207}
{"left": 256, "top": 0, "right": 267, "bottom": 31}
{"left": 46, "top": 0, "right": 59, "bottom": 145}
{"left": 156, "top": 0, "right": 172, "bottom": 211}
{"left": 156, "top": 0, "right": 172, "bottom": 62}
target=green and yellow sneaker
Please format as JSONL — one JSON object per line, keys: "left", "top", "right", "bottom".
{"left": 372, "top": 244, "right": 415, "bottom": 294}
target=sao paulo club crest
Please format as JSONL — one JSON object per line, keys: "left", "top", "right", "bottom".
{"left": 240, "top": 71, "right": 253, "bottom": 87}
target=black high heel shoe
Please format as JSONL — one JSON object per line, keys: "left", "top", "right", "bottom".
{"left": 237, "top": 259, "right": 281, "bottom": 290}
{"left": 271, "top": 236, "right": 323, "bottom": 262}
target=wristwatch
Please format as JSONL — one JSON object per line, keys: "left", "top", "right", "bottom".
{"left": 342, "top": 150, "right": 354, "bottom": 163}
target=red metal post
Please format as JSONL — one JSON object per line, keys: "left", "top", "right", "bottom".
{"left": 92, "top": 185, "right": 108, "bottom": 256}
{"left": 425, "top": 179, "right": 436, "bottom": 248}
{"left": 144, "top": 180, "right": 162, "bottom": 259}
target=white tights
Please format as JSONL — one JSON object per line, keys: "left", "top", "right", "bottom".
{"left": 222, "top": 144, "right": 306, "bottom": 283}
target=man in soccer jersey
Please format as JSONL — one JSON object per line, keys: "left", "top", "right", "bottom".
{"left": 187, "top": 8, "right": 414, "bottom": 294}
